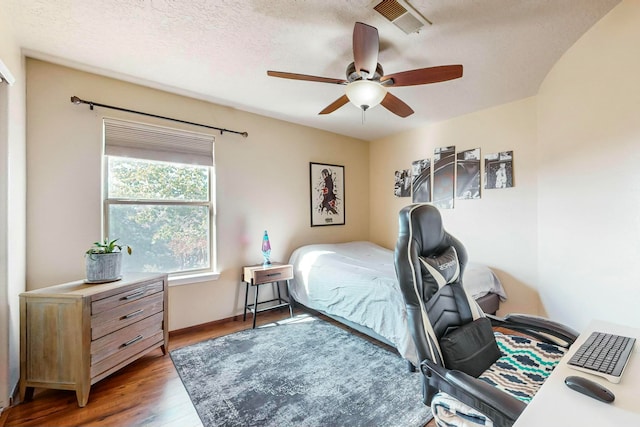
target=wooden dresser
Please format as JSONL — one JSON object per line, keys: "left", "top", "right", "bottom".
{"left": 19, "top": 273, "right": 168, "bottom": 407}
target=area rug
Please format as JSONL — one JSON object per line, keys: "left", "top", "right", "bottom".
{"left": 170, "top": 314, "right": 432, "bottom": 427}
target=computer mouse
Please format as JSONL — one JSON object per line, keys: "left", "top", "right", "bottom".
{"left": 565, "top": 375, "right": 615, "bottom": 403}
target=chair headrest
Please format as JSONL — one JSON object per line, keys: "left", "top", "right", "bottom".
{"left": 398, "top": 204, "right": 447, "bottom": 255}
{"left": 396, "top": 204, "right": 469, "bottom": 300}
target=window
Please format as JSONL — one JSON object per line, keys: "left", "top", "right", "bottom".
{"left": 103, "top": 118, "right": 215, "bottom": 279}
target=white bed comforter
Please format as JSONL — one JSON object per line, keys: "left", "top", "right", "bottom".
{"left": 288, "top": 241, "right": 506, "bottom": 365}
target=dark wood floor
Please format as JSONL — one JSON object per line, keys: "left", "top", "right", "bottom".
{"left": 1, "top": 309, "right": 436, "bottom": 427}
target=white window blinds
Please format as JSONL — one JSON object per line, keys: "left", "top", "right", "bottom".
{"left": 104, "top": 118, "right": 215, "bottom": 166}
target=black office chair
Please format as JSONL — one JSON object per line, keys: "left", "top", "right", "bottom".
{"left": 394, "top": 204, "right": 578, "bottom": 427}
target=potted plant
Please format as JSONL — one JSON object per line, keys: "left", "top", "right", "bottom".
{"left": 85, "top": 238, "right": 132, "bottom": 283}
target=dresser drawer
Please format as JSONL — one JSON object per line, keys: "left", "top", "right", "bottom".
{"left": 91, "top": 311, "right": 164, "bottom": 366}
{"left": 90, "top": 329, "right": 164, "bottom": 378}
{"left": 245, "top": 264, "right": 293, "bottom": 285}
{"left": 91, "top": 280, "right": 164, "bottom": 315}
{"left": 91, "top": 292, "right": 164, "bottom": 340}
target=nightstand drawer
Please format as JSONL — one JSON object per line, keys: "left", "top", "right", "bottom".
{"left": 244, "top": 264, "right": 293, "bottom": 285}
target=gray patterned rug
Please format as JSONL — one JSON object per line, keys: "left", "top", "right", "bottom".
{"left": 170, "top": 314, "right": 432, "bottom": 427}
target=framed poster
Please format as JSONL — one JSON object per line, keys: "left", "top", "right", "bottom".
{"left": 456, "top": 148, "right": 481, "bottom": 199}
{"left": 484, "top": 151, "right": 514, "bottom": 189}
{"left": 411, "top": 159, "right": 431, "bottom": 203}
{"left": 310, "top": 162, "right": 345, "bottom": 226}
{"left": 433, "top": 146, "right": 456, "bottom": 209}
{"left": 394, "top": 169, "right": 411, "bottom": 197}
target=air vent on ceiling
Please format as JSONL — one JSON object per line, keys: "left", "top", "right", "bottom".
{"left": 373, "top": 0, "right": 432, "bottom": 34}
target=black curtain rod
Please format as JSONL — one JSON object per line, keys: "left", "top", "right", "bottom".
{"left": 70, "top": 96, "right": 248, "bottom": 138}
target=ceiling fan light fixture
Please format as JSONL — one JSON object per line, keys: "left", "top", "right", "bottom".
{"left": 345, "top": 80, "right": 387, "bottom": 110}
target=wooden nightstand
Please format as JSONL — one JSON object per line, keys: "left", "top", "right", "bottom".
{"left": 242, "top": 263, "right": 294, "bottom": 328}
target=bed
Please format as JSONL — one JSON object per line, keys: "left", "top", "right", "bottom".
{"left": 287, "top": 241, "right": 507, "bottom": 366}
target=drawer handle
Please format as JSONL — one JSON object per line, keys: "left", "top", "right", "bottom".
{"left": 264, "top": 272, "right": 282, "bottom": 278}
{"left": 122, "top": 309, "right": 144, "bottom": 319}
{"left": 122, "top": 335, "right": 143, "bottom": 347}
{"left": 122, "top": 290, "right": 145, "bottom": 300}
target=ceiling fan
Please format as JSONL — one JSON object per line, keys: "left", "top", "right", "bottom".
{"left": 267, "top": 22, "right": 463, "bottom": 118}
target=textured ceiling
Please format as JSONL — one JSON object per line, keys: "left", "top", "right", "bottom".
{"left": 6, "top": 0, "right": 621, "bottom": 141}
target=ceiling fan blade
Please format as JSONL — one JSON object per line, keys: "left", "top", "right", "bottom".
{"left": 353, "top": 22, "right": 379, "bottom": 79}
{"left": 380, "top": 92, "right": 414, "bottom": 118}
{"left": 319, "top": 95, "right": 350, "bottom": 115}
{"left": 267, "top": 71, "right": 347, "bottom": 85}
{"left": 381, "top": 65, "right": 463, "bottom": 87}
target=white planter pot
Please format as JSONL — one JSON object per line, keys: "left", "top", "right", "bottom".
{"left": 85, "top": 252, "right": 123, "bottom": 283}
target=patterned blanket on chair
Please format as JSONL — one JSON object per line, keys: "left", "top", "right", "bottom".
{"left": 431, "top": 333, "right": 568, "bottom": 426}
{"left": 478, "top": 333, "right": 567, "bottom": 403}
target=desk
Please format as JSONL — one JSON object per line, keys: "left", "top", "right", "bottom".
{"left": 513, "top": 319, "right": 640, "bottom": 426}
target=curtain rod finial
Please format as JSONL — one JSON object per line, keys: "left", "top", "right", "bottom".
{"left": 70, "top": 96, "right": 82, "bottom": 104}
{"left": 242, "top": 132, "right": 249, "bottom": 138}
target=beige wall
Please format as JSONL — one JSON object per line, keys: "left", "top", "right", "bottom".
{"left": 25, "top": 59, "right": 370, "bottom": 330}
{"left": 537, "top": 0, "right": 640, "bottom": 330}
{"left": 369, "top": 98, "right": 541, "bottom": 316}
{"left": 370, "top": 0, "right": 640, "bottom": 331}
{"left": 0, "top": 5, "right": 27, "bottom": 410}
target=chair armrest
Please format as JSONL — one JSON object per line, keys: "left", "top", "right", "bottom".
{"left": 487, "top": 313, "right": 578, "bottom": 348}
{"left": 421, "top": 359, "right": 526, "bottom": 427}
